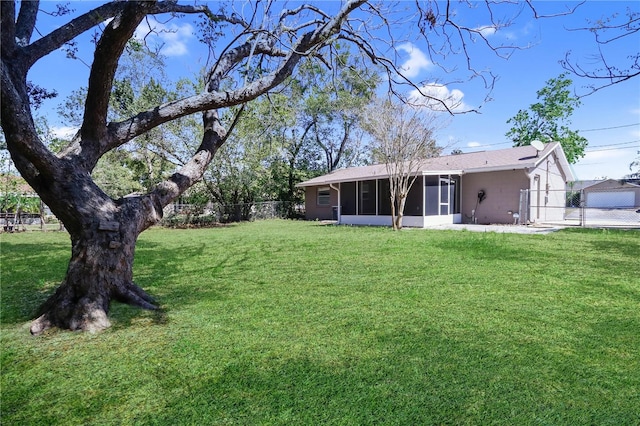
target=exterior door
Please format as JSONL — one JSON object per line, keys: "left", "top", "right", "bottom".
{"left": 440, "top": 177, "right": 450, "bottom": 215}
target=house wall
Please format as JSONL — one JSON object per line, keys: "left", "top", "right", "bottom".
{"left": 304, "top": 186, "right": 339, "bottom": 220}
{"left": 527, "top": 153, "right": 569, "bottom": 222}
{"left": 339, "top": 215, "right": 427, "bottom": 227}
{"left": 461, "top": 170, "right": 529, "bottom": 224}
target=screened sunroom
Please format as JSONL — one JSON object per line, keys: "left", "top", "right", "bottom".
{"left": 336, "top": 174, "right": 462, "bottom": 227}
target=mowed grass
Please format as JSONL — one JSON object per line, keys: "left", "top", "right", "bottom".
{"left": 1, "top": 220, "right": 639, "bottom": 425}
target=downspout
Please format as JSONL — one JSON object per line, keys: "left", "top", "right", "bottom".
{"left": 330, "top": 183, "right": 340, "bottom": 223}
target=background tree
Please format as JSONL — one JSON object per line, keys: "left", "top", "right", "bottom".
{"left": 57, "top": 42, "right": 193, "bottom": 197}
{"left": 200, "top": 104, "right": 276, "bottom": 222}
{"left": 362, "top": 99, "right": 441, "bottom": 230}
{"left": 626, "top": 156, "right": 640, "bottom": 180}
{"left": 299, "top": 51, "right": 379, "bottom": 172}
{"left": 205, "top": 88, "right": 315, "bottom": 220}
{"left": 505, "top": 74, "right": 588, "bottom": 163}
{"left": 255, "top": 90, "right": 316, "bottom": 218}
{"left": 204, "top": 53, "right": 379, "bottom": 221}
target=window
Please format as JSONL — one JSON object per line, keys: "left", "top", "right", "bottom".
{"left": 317, "top": 187, "right": 331, "bottom": 206}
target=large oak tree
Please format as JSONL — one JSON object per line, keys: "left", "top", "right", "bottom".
{"left": 2, "top": 1, "right": 575, "bottom": 334}
{"left": 1, "top": 0, "right": 368, "bottom": 334}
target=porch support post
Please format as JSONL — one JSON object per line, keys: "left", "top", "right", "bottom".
{"left": 421, "top": 175, "right": 426, "bottom": 227}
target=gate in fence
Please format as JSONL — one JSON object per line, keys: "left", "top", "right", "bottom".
{"left": 519, "top": 187, "right": 640, "bottom": 228}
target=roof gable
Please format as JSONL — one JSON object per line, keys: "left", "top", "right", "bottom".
{"left": 578, "top": 179, "right": 640, "bottom": 190}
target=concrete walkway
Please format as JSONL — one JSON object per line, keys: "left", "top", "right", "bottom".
{"left": 424, "top": 224, "right": 564, "bottom": 234}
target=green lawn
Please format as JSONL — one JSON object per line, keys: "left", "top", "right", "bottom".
{"left": 1, "top": 221, "right": 639, "bottom": 425}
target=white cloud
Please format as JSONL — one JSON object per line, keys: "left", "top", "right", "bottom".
{"left": 51, "top": 126, "right": 78, "bottom": 139}
{"left": 397, "top": 43, "right": 431, "bottom": 78}
{"left": 408, "top": 83, "right": 468, "bottom": 112}
{"left": 467, "top": 141, "right": 481, "bottom": 148}
{"left": 134, "top": 20, "right": 194, "bottom": 57}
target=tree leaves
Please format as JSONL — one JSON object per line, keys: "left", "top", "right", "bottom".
{"left": 505, "top": 74, "right": 588, "bottom": 163}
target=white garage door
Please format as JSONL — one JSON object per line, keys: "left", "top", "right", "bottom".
{"left": 586, "top": 191, "right": 635, "bottom": 208}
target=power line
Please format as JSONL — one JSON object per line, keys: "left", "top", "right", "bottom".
{"left": 466, "top": 141, "right": 512, "bottom": 149}
{"left": 579, "top": 123, "right": 640, "bottom": 132}
{"left": 585, "top": 141, "right": 640, "bottom": 153}
{"left": 585, "top": 140, "right": 640, "bottom": 151}
{"left": 463, "top": 139, "right": 639, "bottom": 153}
{"left": 586, "top": 146, "right": 638, "bottom": 153}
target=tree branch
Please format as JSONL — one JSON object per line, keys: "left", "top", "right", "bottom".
{"left": 109, "top": 1, "right": 366, "bottom": 148}
{"left": 1, "top": 2, "right": 17, "bottom": 57}
{"left": 15, "top": 0, "right": 39, "bottom": 47}
{"left": 561, "top": 8, "right": 640, "bottom": 96}
{"left": 1, "top": 62, "right": 59, "bottom": 183}
{"left": 106, "top": 39, "right": 279, "bottom": 146}
{"left": 23, "top": 1, "right": 220, "bottom": 69}
{"left": 23, "top": 2, "right": 126, "bottom": 67}
{"left": 150, "top": 108, "right": 227, "bottom": 211}
{"left": 140, "top": 0, "right": 366, "bottom": 211}
{"left": 79, "top": 2, "right": 150, "bottom": 147}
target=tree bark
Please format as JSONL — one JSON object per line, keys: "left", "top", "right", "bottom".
{"left": 395, "top": 195, "right": 406, "bottom": 230}
{"left": 30, "top": 226, "right": 156, "bottom": 334}
{"left": 25, "top": 164, "right": 162, "bottom": 334}
{"left": 390, "top": 193, "right": 398, "bottom": 230}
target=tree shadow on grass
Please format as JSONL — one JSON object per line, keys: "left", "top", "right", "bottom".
{"left": 133, "top": 240, "right": 250, "bottom": 304}
{"left": 588, "top": 237, "right": 640, "bottom": 262}
{"left": 0, "top": 241, "right": 69, "bottom": 325}
{"left": 581, "top": 233, "right": 640, "bottom": 303}
{"left": 0, "top": 238, "right": 245, "bottom": 329}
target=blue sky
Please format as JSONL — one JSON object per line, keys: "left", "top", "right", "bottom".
{"left": 28, "top": 1, "right": 640, "bottom": 181}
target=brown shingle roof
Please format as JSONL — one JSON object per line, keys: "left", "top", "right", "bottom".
{"left": 298, "top": 142, "right": 571, "bottom": 187}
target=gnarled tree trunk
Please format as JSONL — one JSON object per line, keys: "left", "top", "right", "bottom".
{"left": 27, "top": 170, "right": 163, "bottom": 334}
{"left": 30, "top": 225, "right": 155, "bottom": 334}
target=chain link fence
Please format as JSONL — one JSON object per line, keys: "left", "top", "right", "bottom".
{"left": 160, "top": 201, "right": 305, "bottom": 228}
{"left": 1, "top": 201, "right": 304, "bottom": 232}
{"left": 5, "top": 188, "right": 637, "bottom": 231}
{"left": 519, "top": 187, "right": 640, "bottom": 228}
{"left": 0, "top": 206, "right": 65, "bottom": 232}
